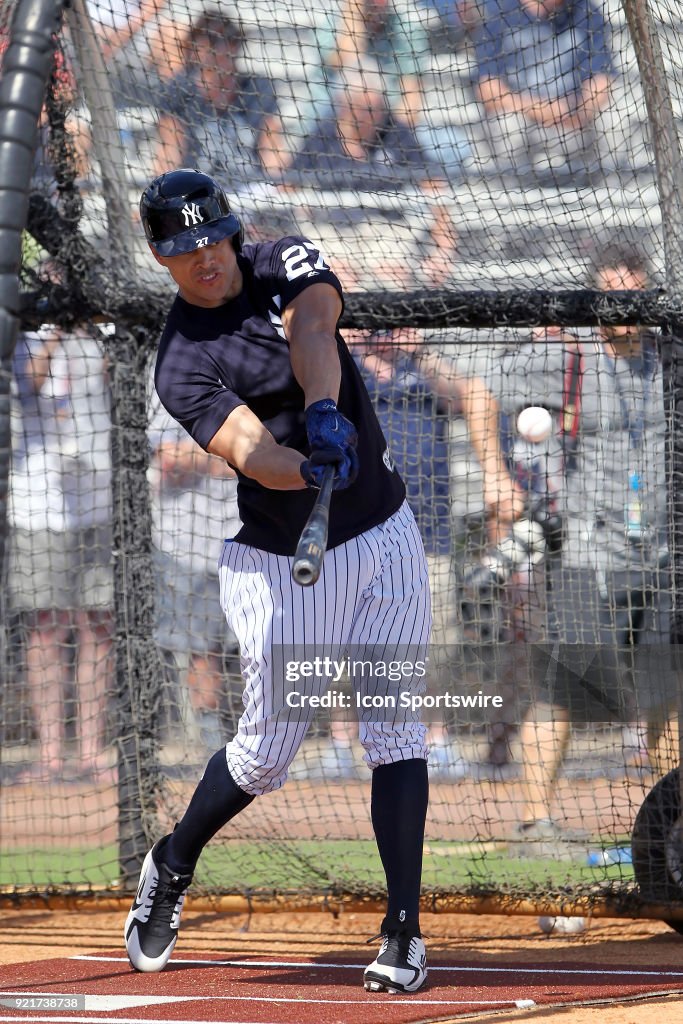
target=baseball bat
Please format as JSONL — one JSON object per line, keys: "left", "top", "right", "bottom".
{"left": 291, "top": 464, "right": 335, "bottom": 587}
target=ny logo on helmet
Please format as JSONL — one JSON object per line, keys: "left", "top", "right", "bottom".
{"left": 181, "top": 202, "right": 204, "bottom": 227}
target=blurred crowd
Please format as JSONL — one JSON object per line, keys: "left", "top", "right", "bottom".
{"left": 79, "top": 0, "right": 619, "bottom": 189}
{"left": 6, "top": 0, "right": 647, "bottom": 287}
{"left": 0, "top": 0, "right": 678, "bottom": 856}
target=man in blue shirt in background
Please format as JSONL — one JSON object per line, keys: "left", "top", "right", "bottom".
{"left": 473, "top": 0, "right": 614, "bottom": 181}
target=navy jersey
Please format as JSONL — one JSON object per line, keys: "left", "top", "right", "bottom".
{"left": 154, "top": 235, "right": 406, "bottom": 555}
{"left": 356, "top": 354, "right": 452, "bottom": 557}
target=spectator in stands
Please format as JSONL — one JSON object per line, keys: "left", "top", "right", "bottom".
{"left": 318, "top": 328, "right": 521, "bottom": 779}
{"left": 86, "top": 0, "right": 198, "bottom": 106}
{"left": 8, "top": 324, "right": 114, "bottom": 784}
{"left": 414, "top": 202, "right": 462, "bottom": 287}
{"left": 317, "top": 0, "right": 424, "bottom": 128}
{"left": 153, "top": 11, "right": 290, "bottom": 183}
{"left": 390, "top": 207, "right": 465, "bottom": 293}
{"left": 417, "top": 0, "right": 481, "bottom": 54}
{"left": 148, "top": 392, "right": 243, "bottom": 754}
{"left": 93, "top": 0, "right": 157, "bottom": 55}
{"left": 472, "top": 0, "right": 615, "bottom": 182}
{"left": 297, "top": 0, "right": 470, "bottom": 177}
{"left": 485, "top": 243, "right": 672, "bottom": 857}
{"left": 83, "top": 0, "right": 158, "bottom": 100}
{"left": 342, "top": 209, "right": 459, "bottom": 296}
{"left": 286, "top": 58, "right": 447, "bottom": 192}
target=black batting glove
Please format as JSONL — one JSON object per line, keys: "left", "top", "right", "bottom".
{"left": 300, "top": 446, "right": 359, "bottom": 490}
{"left": 301, "top": 399, "right": 359, "bottom": 490}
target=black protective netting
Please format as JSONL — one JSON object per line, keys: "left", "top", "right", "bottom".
{"left": 2, "top": 0, "right": 683, "bottom": 918}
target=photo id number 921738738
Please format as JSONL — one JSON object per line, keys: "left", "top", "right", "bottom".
{"left": 0, "top": 997, "right": 87, "bottom": 1010}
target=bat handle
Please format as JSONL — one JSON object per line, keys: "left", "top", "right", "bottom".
{"left": 291, "top": 464, "right": 335, "bottom": 587}
{"left": 317, "top": 462, "right": 335, "bottom": 504}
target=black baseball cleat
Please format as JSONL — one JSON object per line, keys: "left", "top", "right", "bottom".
{"left": 124, "top": 835, "right": 193, "bottom": 972}
{"left": 363, "top": 917, "right": 427, "bottom": 994}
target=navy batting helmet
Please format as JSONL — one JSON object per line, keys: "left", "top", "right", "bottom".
{"left": 140, "top": 168, "right": 243, "bottom": 257}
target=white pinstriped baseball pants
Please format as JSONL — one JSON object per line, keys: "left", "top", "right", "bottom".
{"left": 217, "top": 500, "right": 432, "bottom": 795}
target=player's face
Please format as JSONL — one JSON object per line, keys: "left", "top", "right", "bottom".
{"left": 153, "top": 237, "right": 241, "bottom": 307}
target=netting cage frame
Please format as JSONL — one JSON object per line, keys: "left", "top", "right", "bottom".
{"left": 1, "top": 0, "right": 683, "bottom": 920}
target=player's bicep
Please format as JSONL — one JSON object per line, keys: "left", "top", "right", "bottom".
{"left": 282, "top": 282, "right": 342, "bottom": 342}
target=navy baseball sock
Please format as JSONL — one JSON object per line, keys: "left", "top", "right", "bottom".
{"left": 371, "top": 757, "right": 429, "bottom": 927}
{"left": 162, "top": 749, "right": 254, "bottom": 873}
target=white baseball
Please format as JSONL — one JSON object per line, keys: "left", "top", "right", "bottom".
{"left": 538, "top": 915, "right": 586, "bottom": 935}
{"left": 517, "top": 406, "right": 553, "bottom": 443}
{"left": 511, "top": 518, "right": 546, "bottom": 557}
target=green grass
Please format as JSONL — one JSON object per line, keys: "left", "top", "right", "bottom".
{"left": 198, "top": 838, "right": 634, "bottom": 893}
{"left": 0, "top": 847, "right": 121, "bottom": 888}
{"left": 0, "top": 838, "right": 634, "bottom": 895}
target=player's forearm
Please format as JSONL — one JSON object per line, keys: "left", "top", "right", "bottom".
{"left": 207, "top": 407, "right": 307, "bottom": 490}
{"left": 239, "top": 444, "right": 308, "bottom": 490}
{"left": 214, "top": 436, "right": 307, "bottom": 490}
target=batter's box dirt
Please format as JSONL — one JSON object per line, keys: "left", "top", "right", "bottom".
{"left": 2, "top": 952, "right": 683, "bottom": 1024}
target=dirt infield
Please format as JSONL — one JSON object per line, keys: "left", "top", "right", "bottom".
{"left": 2, "top": 908, "right": 683, "bottom": 1022}
{"left": 1, "top": 768, "right": 654, "bottom": 845}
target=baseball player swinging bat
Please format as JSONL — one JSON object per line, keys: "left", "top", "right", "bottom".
{"left": 291, "top": 464, "right": 335, "bottom": 586}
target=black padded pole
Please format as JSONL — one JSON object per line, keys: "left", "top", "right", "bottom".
{"left": 0, "top": 0, "right": 64, "bottom": 622}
